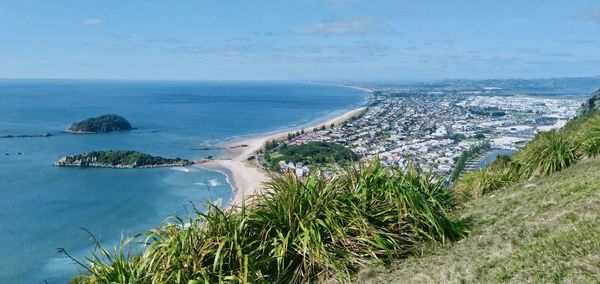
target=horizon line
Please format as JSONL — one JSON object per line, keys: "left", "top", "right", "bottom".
{"left": 0, "top": 75, "right": 599, "bottom": 84}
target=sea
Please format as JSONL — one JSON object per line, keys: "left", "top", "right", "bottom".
{"left": 0, "top": 80, "right": 368, "bottom": 283}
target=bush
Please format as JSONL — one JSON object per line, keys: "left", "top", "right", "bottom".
{"left": 71, "top": 160, "right": 464, "bottom": 283}
{"left": 579, "top": 113, "right": 600, "bottom": 157}
{"left": 268, "top": 142, "right": 358, "bottom": 169}
{"left": 515, "top": 131, "right": 579, "bottom": 176}
{"left": 452, "top": 101, "right": 598, "bottom": 201}
{"left": 453, "top": 121, "right": 585, "bottom": 200}
{"left": 453, "top": 156, "right": 523, "bottom": 200}
{"left": 450, "top": 142, "right": 491, "bottom": 182}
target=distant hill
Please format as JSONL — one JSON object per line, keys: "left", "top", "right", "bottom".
{"left": 388, "top": 76, "right": 600, "bottom": 96}
{"left": 68, "top": 114, "right": 133, "bottom": 133}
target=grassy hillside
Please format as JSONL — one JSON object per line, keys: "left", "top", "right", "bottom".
{"left": 359, "top": 99, "right": 600, "bottom": 283}
{"left": 70, "top": 163, "right": 464, "bottom": 284}
{"left": 358, "top": 157, "right": 600, "bottom": 283}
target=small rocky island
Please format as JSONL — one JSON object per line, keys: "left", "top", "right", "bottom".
{"left": 68, "top": 114, "right": 133, "bottom": 133}
{"left": 53, "top": 150, "right": 193, "bottom": 168}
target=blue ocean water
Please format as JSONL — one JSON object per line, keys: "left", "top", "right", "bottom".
{"left": 0, "top": 80, "right": 367, "bottom": 283}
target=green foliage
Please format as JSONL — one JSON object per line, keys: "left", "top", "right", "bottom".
{"left": 62, "top": 150, "right": 189, "bottom": 167}
{"left": 577, "top": 88, "right": 600, "bottom": 116}
{"left": 445, "top": 133, "right": 467, "bottom": 142}
{"left": 71, "top": 160, "right": 465, "bottom": 283}
{"left": 515, "top": 130, "right": 578, "bottom": 176}
{"left": 473, "top": 133, "right": 485, "bottom": 139}
{"left": 450, "top": 142, "right": 491, "bottom": 181}
{"left": 359, "top": 156, "right": 600, "bottom": 283}
{"left": 268, "top": 142, "right": 358, "bottom": 168}
{"left": 453, "top": 110, "right": 595, "bottom": 200}
{"left": 374, "top": 131, "right": 390, "bottom": 139}
{"left": 264, "top": 139, "right": 282, "bottom": 151}
{"left": 468, "top": 107, "right": 506, "bottom": 117}
{"left": 69, "top": 114, "right": 132, "bottom": 133}
{"left": 454, "top": 156, "right": 524, "bottom": 200}
{"left": 578, "top": 113, "right": 600, "bottom": 157}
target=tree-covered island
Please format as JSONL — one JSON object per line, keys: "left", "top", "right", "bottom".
{"left": 53, "top": 150, "right": 193, "bottom": 168}
{"left": 68, "top": 114, "right": 133, "bottom": 133}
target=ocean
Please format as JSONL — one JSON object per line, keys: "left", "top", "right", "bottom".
{"left": 0, "top": 80, "right": 367, "bottom": 283}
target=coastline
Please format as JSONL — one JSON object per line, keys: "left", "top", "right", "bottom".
{"left": 198, "top": 103, "right": 369, "bottom": 208}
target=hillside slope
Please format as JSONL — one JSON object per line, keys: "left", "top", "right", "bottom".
{"left": 359, "top": 157, "right": 600, "bottom": 283}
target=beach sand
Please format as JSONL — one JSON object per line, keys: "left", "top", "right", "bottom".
{"left": 198, "top": 106, "right": 368, "bottom": 207}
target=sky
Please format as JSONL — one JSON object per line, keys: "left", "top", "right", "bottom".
{"left": 0, "top": 0, "right": 599, "bottom": 81}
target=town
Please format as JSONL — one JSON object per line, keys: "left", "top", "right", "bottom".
{"left": 269, "top": 85, "right": 584, "bottom": 177}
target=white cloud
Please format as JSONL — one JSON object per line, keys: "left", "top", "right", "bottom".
{"left": 577, "top": 10, "right": 600, "bottom": 22}
{"left": 82, "top": 18, "right": 104, "bottom": 27}
{"left": 292, "top": 19, "right": 376, "bottom": 35}
{"left": 324, "top": 0, "right": 360, "bottom": 3}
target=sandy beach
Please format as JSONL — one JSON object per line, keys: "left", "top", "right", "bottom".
{"left": 198, "top": 106, "right": 368, "bottom": 207}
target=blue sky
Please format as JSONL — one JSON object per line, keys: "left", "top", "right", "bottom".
{"left": 0, "top": 0, "right": 599, "bottom": 81}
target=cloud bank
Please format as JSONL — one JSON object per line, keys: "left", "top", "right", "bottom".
{"left": 82, "top": 18, "right": 104, "bottom": 27}
{"left": 577, "top": 10, "right": 600, "bottom": 22}
{"left": 292, "top": 19, "right": 376, "bottom": 35}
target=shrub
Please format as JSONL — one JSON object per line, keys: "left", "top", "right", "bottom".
{"left": 579, "top": 113, "right": 600, "bottom": 157}
{"left": 71, "top": 160, "right": 464, "bottom": 283}
{"left": 515, "top": 130, "right": 579, "bottom": 177}
{"left": 452, "top": 108, "right": 598, "bottom": 201}
{"left": 450, "top": 142, "right": 491, "bottom": 182}
{"left": 453, "top": 156, "right": 523, "bottom": 200}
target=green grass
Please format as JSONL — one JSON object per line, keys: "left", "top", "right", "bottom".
{"left": 453, "top": 155, "right": 524, "bottom": 199}
{"left": 579, "top": 114, "right": 600, "bottom": 157}
{"left": 515, "top": 130, "right": 579, "bottom": 176}
{"left": 356, "top": 157, "right": 600, "bottom": 283}
{"left": 71, "top": 160, "right": 465, "bottom": 284}
{"left": 358, "top": 109, "right": 600, "bottom": 283}
{"left": 453, "top": 112, "right": 592, "bottom": 200}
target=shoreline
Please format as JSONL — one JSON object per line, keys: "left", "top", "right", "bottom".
{"left": 197, "top": 95, "right": 370, "bottom": 207}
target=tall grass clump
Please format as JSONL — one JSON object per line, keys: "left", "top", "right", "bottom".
{"left": 454, "top": 112, "right": 594, "bottom": 200}
{"left": 515, "top": 130, "right": 579, "bottom": 176}
{"left": 578, "top": 112, "right": 600, "bottom": 157}
{"left": 71, "top": 160, "right": 464, "bottom": 284}
{"left": 72, "top": 204, "right": 259, "bottom": 283}
{"left": 453, "top": 155, "right": 523, "bottom": 200}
